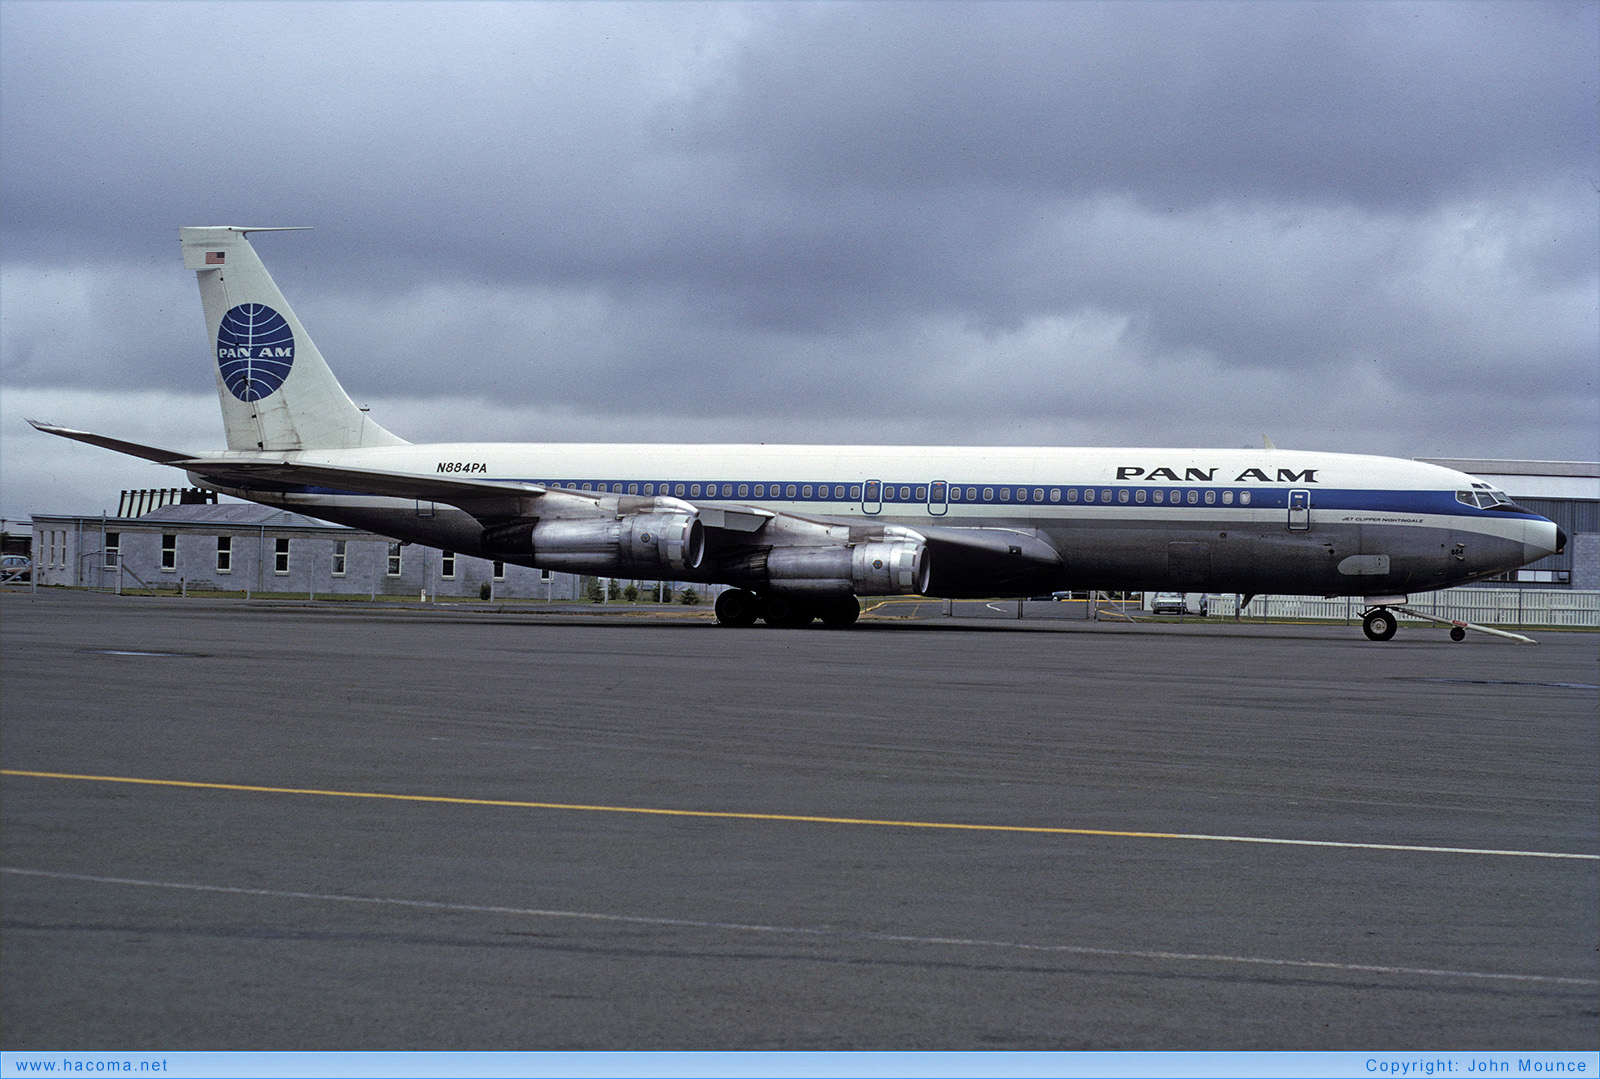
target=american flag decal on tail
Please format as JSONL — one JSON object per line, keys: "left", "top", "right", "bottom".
{"left": 205, "top": 251, "right": 225, "bottom": 265}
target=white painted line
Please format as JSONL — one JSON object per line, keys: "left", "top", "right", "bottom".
{"left": 6, "top": 769, "right": 1597, "bottom": 860}
{"left": 6, "top": 867, "right": 1594, "bottom": 988}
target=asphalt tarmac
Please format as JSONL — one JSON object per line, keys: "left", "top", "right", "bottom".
{"left": 2, "top": 590, "right": 1595, "bottom": 1050}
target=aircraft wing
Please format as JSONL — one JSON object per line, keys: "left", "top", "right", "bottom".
{"left": 171, "top": 457, "right": 559, "bottom": 507}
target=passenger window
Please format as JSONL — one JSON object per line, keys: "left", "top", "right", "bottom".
{"left": 1050, "top": 489, "right": 1060, "bottom": 502}
{"left": 1067, "top": 489, "right": 1079, "bottom": 502}
{"left": 1204, "top": 490, "right": 1216, "bottom": 505}
{"left": 675, "top": 484, "right": 686, "bottom": 496}
{"left": 802, "top": 485, "right": 813, "bottom": 498}
{"left": 1135, "top": 489, "right": 1147, "bottom": 504}
{"left": 1240, "top": 491, "right": 1251, "bottom": 505}
{"left": 628, "top": 484, "right": 639, "bottom": 495}
{"left": 900, "top": 486, "right": 911, "bottom": 500}
{"left": 966, "top": 487, "right": 977, "bottom": 500}
{"left": 851, "top": 485, "right": 862, "bottom": 499}
{"left": 1153, "top": 490, "right": 1164, "bottom": 504}
{"left": 1186, "top": 490, "right": 1199, "bottom": 505}
{"left": 916, "top": 486, "right": 927, "bottom": 500}
{"left": 1033, "top": 488, "right": 1045, "bottom": 502}
{"left": 786, "top": 485, "right": 797, "bottom": 498}
{"left": 1118, "top": 489, "right": 1129, "bottom": 503}
{"left": 690, "top": 484, "right": 701, "bottom": 497}
{"left": 1222, "top": 491, "right": 1233, "bottom": 504}
{"left": 1000, "top": 488, "right": 1011, "bottom": 501}
{"left": 1085, "top": 489, "right": 1096, "bottom": 503}
{"left": 983, "top": 487, "right": 994, "bottom": 501}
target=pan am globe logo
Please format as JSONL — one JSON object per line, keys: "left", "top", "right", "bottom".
{"left": 216, "top": 304, "right": 295, "bottom": 401}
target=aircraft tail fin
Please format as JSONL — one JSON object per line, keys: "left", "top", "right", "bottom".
{"left": 179, "top": 227, "right": 407, "bottom": 452}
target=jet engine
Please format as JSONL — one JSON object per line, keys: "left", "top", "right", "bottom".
{"left": 481, "top": 502, "right": 704, "bottom": 577}
{"left": 763, "top": 535, "right": 930, "bottom": 597}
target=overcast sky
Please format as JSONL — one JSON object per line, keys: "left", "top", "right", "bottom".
{"left": 2, "top": 0, "right": 1596, "bottom": 522}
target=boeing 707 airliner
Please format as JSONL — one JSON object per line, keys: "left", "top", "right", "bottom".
{"left": 30, "top": 227, "right": 1565, "bottom": 639}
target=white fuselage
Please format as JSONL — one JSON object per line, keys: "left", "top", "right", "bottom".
{"left": 198, "top": 441, "right": 1561, "bottom": 599}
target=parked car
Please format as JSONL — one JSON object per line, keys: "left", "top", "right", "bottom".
{"left": 1151, "top": 592, "right": 1187, "bottom": 615}
{"left": 1, "top": 554, "right": 31, "bottom": 583}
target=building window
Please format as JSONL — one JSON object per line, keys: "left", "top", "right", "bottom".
{"left": 387, "top": 542, "right": 403, "bottom": 576}
{"left": 493, "top": 561, "right": 506, "bottom": 581}
{"left": 441, "top": 551, "right": 456, "bottom": 578}
{"left": 102, "top": 532, "right": 120, "bottom": 569}
{"left": 331, "top": 541, "right": 346, "bottom": 577}
{"left": 216, "top": 536, "right": 232, "bottom": 573}
{"left": 161, "top": 534, "right": 177, "bottom": 571}
{"left": 274, "top": 537, "right": 290, "bottom": 575}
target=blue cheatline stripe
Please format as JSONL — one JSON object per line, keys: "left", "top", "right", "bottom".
{"left": 442, "top": 479, "right": 1539, "bottom": 519}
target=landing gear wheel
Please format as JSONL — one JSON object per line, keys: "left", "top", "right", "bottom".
{"left": 1362, "top": 608, "right": 1398, "bottom": 642}
{"left": 762, "top": 595, "right": 816, "bottom": 628}
{"left": 818, "top": 596, "right": 861, "bottom": 628}
{"left": 1449, "top": 626, "right": 1467, "bottom": 642}
{"left": 714, "top": 588, "right": 761, "bottom": 627}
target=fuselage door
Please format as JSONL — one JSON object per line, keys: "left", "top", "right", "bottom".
{"left": 1287, "top": 489, "right": 1310, "bottom": 531}
{"left": 928, "top": 480, "right": 948, "bottom": 516}
{"left": 862, "top": 479, "right": 882, "bottom": 515}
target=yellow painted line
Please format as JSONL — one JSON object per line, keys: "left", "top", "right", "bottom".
{"left": 4, "top": 769, "right": 1595, "bottom": 860}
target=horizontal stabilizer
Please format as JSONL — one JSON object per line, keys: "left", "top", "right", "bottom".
{"left": 28, "top": 420, "right": 196, "bottom": 465}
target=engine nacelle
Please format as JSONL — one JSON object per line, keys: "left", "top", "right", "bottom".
{"left": 482, "top": 509, "right": 704, "bottom": 577}
{"left": 764, "top": 537, "right": 929, "bottom": 597}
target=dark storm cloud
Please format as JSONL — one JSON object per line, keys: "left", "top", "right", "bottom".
{"left": 676, "top": 2, "right": 1597, "bottom": 206}
{"left": 1, "top": 0, "right": 1596, "bottom": 521}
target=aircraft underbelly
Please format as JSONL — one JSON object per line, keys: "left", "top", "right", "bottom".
{"left": 210, "top": 483, "right": 1525, "bottom": 600}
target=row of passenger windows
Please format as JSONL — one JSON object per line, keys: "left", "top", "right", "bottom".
{"left": 547, "top": 480, "right": 1256, "bottom": 507}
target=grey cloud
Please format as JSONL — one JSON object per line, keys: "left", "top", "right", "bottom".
{"left": 1, "top": 0, "right": 1595, "bottom": 522}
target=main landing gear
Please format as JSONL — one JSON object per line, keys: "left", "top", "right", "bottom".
{"left": 1361, "top": 604, "right": 1534, "bottom": 644}
{"left": 713, "top": 588, "right": 861, "bottom": 629}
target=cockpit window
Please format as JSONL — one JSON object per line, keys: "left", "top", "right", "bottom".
{"left": 1458, "top": 487, "right": 1518, "bottom": 511}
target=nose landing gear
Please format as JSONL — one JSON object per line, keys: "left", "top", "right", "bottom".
{"left": 1362, "top": 607, "right": 1398, "bottom": 641}
{"left": 1361, "top": 603, "right": 1534, "bottom": 644}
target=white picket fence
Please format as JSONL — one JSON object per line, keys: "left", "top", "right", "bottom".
{"left": 1200, "top": 589, "right": 1599, "bottom": 628}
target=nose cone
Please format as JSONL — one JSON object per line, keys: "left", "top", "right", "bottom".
{"left": 1524, "top": 518, "right": 1564, "bottom": 563}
